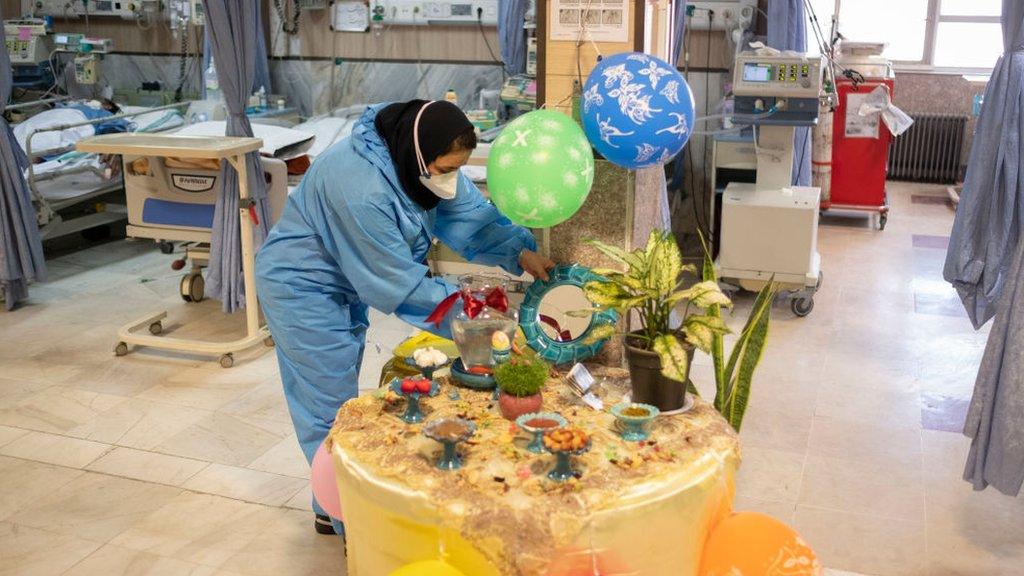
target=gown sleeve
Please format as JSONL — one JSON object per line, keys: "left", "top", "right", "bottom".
{"left": 317, "top": 193, "right": 458, "bottom": 337}
{"left": 434, "top": 173, "right": 538, "bottom": 276}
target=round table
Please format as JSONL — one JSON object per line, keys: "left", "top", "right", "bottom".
{"left": 328, "top": 366, "right": 740, "bottom": 576}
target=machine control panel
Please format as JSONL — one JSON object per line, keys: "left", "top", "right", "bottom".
{"left": 4, "top": 19, "right": 50, "bottom": 65}
{"left": 372, "top": 1, "right": 498, "bottom": 25}
{"left": 733, "top": 53, "right": 823, "bottom": 98}
{"left": 31, "top": 0, "right": 161, "bottom": 19}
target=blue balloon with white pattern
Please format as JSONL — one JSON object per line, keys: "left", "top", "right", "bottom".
{"left": 580, "top": 52, "right": 696, "bottom": 170}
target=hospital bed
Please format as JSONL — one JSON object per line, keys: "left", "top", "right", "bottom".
{"left": 13, "top": 100, "right": 189, "bottom": 241}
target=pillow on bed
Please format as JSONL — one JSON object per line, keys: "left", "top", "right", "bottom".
{"left": 12, "top": 107, "right": 96, "bottom": 154}
{"left": 176, "top": 121, "right": 315, "bottom": 160}
{"left": 292, "top": 117, "right": 356, "bottom": 159}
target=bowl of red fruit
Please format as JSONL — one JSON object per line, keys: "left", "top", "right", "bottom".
{"left": 389, "top": 376, "right": 439, "bottom": 423}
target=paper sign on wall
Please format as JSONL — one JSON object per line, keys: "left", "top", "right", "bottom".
{"left": 549, "top": 0, "right": 629, "bottom": 43}
{"left": 332, "top": 1, "right": 370, "bottom": 32}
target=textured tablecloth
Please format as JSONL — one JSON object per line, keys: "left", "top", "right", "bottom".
{"left": 329, "top": 366, "right": 740, "bottom": 576}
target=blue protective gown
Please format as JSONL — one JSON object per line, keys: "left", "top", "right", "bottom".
{"left": 255, "top": 105, "right": 536, "bottom": 532}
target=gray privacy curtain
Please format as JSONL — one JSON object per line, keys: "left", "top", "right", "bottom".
{"left": 0, "top": 9, "right": 47, "bottom": 310}
{"left": 944, "top": 0, "right": 1024, "bottom": 330}
{"left": 203, "top": 0, "right": 271, "bottom": 312}
{"left": 671, "top": 0, "right": 687, "bottom": 66}
{"left": 201, "top": 7, "right": 271, "bottom": 100}
{"left": 767, "top": 0, "right": 812, "bottom": 187}
{"left": 964, "top": 240, "right": 1024, "bottom": 496}
{"left": 954, "top": 0, "right": 1024, "bottom": 496}
{"left": 498, "top": 0, "right": 529, "bottom": 75}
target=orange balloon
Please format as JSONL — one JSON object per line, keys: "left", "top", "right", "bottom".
{"left": 700, "top": 512, "right": 820, "bottom": 576}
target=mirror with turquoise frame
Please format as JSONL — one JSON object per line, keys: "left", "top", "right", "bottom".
{"left": 519, "top": 264, "right": 618, "bottom": 365}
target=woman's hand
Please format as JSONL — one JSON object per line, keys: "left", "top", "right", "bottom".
{"left": 519, "top": 250, "right": 556, "bottom": 281}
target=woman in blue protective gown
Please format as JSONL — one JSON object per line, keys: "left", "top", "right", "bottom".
{"left": 255, "top": 100, "right": 554, "bottom": 539}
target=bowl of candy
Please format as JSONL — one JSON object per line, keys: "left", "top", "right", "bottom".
{"left": 423, "top": 417, "right": 477, "bottom": 470}
{"left": 543, "top": 427, "right": 592, "bottom": 481}
{"left": 516, "top": 412, "right": 567, "bottom": 453}
{"left": 389, "top": 377, "right": 440, "bottom": 423}
{"left": 610, "top": 402, "right": 660, "bottom": 442}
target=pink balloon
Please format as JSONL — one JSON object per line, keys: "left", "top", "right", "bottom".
{"left": 311, "top": 442, "right": 343, "bottom": 521}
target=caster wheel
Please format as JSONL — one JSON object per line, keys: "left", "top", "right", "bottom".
{"left": 114, "top": 342, "right": 129, "bottom": 356}
{"left": 816, "top": 270, "right": 823, "bottom": 290}
{"left": 791, "top": 297, "right": 814, "bottom": 317}
{"left": 219, "top": 353, "right": 234, "bottom": 369}
{"left": 263, "top": 336, "right": 275, "bottom": 347}
{"left": 159, "top": 241, "right": 174, "bottom": 254}
{"left": 149, "top": 322, "right": 162, "bottom": 335}
{"left": 180, "top": 273, "right": 205, "bottom": 303}
{"left": 878, "top": 213, "right": 888, "bottom": 230}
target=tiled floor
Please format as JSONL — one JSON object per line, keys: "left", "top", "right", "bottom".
{"left": 0, "top": 181, "right": 1020, "bottom": 575}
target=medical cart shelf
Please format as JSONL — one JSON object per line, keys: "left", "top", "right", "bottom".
{"left": 77, "top": 133, "right": 269, "bottom": 368}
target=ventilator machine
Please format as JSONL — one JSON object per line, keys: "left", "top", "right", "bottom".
{"left": 717, "top": 51, "right": 825, "bottom": 316}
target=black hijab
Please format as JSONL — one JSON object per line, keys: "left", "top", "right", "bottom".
{"left": 374, "top": 99, "right": 474, "bottom": 210}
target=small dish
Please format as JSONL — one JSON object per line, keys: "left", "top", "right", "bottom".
{"left": 542, "top": 428, "right": 592, "bottom": 482}
{"left": 389, "top": 377, "right": 440, "bottom": 423}
{"left": 403, "top": 354, "right": 451, "bottom": 381}
{"left": 450, "top": 357, "right": 497, "bottom": 390}
{"left": 515, "top": 412, "right": 568, "bottom": 453}
{"left": 423, "top": 417, "right": 477, "bottom": 470}
{"left": 610, "top": 402, "right": 660, "bottom": 442}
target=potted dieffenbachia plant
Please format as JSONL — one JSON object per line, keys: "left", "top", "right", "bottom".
{"left": 577, "top": 230, "right": 776, "bottom": 431}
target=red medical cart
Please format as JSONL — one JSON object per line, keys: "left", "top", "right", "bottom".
{"left": 821, "top": 54, "right": 895, "bottom": 229}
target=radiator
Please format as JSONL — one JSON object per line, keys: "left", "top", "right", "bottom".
{"left": 887, "top": 114, "right": 968, "bottom": 184}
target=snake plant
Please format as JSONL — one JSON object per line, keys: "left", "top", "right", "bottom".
{"left": 577, "top": 230, "right": 777, "bottom": 431}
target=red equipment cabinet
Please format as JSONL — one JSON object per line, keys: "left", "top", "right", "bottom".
{"left": 823, "top": 75, "right": 895, "bottom": 229}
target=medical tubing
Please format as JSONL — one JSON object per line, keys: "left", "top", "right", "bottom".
{"left": 692, "top": 106, "right": 778, "bottom": 126}
{"left": 688, "top": 106, "right": 779, "bottom": 135}
{"left": 691, "top": 125, "right": 749, "bottom": 137}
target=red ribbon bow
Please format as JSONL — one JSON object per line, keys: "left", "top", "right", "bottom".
{"left": 539, "top": 314, "right": 573, "bottom": 342}
{"left": 426, "top": 287, "right": 509, "bottom": 327}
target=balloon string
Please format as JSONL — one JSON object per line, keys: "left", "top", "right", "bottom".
{"left": 544, "top": 92, "right": 576, "bottom": 111}
{"left": 576, "top": 0, "right": 602, "bottom": 57}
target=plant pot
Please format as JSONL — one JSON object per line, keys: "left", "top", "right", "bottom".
{"left": 498, "top": 391, "right": 543, "bottom": 421}
{"left": 624, "top": 332, "right": 693, "bottom": 412}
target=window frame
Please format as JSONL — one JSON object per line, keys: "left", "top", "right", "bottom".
{"left": 825, "top": 0, "right": 1001, "bottom": 75}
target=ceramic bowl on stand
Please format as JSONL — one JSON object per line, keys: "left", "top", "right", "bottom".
{"left": 404, "top": 355, "right": 451, "bottom": 382}
{"left": 515, "top": 412, "right": 567, "bottom": 453}
{"left": 543, "top": 430, "right": 592, "bottom": 482}
{"left": 422, "top": 417, "right": 477, "bottom": 470}
{"left": 610, "top": 402, "right": 660, "bottom": 442}
{"left": 389, "top": 377, "right": 440, "bottom": 423}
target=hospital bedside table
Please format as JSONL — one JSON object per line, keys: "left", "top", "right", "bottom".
{"left": 76, "top": 133, "right": 269, "bottom": 368}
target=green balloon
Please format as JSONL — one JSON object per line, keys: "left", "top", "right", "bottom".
{"left": 487, "top": 110, "right": 595, "bottom": 228}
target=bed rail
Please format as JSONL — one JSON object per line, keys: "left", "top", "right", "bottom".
{"left": 24, "top": 100, "right": 193, "bottom": 232}
{"left": 5, "top": 96, "right": 70, "bottom": 112}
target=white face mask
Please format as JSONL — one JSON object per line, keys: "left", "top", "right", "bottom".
{"left": 419, "top": 170, "right": 459, "bottom": 199}
{"left": 413, "top": 100, "right": 459, "bottom": 201}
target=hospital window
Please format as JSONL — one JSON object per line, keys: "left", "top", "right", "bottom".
{"left": 804, "top": 0, "right": 1003, "bottom": 74}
